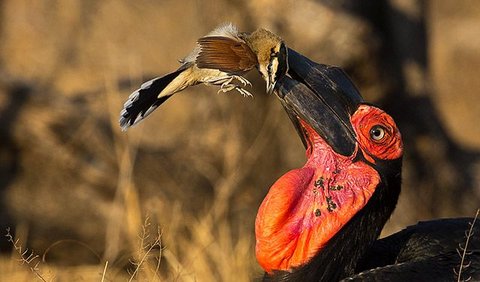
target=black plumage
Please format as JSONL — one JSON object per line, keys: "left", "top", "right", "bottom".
{"left": 351, "top": 218, "right": 480, "bottom": 281}
{"left": 119, "top": 68, "right": 183, "bottom": 130}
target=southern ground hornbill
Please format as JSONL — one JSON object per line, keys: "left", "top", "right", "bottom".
{"left": 257, "top": 49, "right": 480, "bottom": 281}
{"left": 119, "top": 26, "right": 479, "bottom": 281}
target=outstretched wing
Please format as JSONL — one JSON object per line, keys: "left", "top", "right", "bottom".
{"left": 197, "top": 36, "right": 257, "bottom": 74}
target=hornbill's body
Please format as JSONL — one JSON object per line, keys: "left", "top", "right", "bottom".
{"left": 257, "top": 49, "right": 480, "bottom": 281}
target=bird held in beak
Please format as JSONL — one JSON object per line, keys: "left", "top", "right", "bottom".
{"left": 119, "top": 23, "right": 288, "bottom": 130}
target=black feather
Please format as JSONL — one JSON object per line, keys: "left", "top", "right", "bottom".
{"left": 119, "top": 69, "right": 183, "bottom": 130}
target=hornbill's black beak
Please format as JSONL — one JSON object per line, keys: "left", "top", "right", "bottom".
{"left": 275, "top": 49, "right": 364, "bottom": 157}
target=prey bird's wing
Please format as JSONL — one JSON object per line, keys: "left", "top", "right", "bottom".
{"left": 197, "top": 37, "right": 257, "bottom": 74}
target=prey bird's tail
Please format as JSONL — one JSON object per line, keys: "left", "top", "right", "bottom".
{"left": 119, "top": 69, "right": 183, "bottom": 130}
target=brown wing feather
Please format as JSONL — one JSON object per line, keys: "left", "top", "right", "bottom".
{"left": 196, "top": 37, "right": 257, "bottom": 74}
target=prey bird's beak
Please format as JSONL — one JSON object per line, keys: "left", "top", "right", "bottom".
{"left": 275, "top": 49, "right": 364, "bottom": 157}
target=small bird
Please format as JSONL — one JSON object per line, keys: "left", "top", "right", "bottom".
{"left": 119, "top": 23, "right": 288, "bottom": 130}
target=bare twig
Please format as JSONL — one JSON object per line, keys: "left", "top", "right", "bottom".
{"left": 128, "top": 216, "right": 163, "bottom": 282}
{"left": 42, "top": 239, "right": 101, "bottom": 263}
{"left": 5, "top": 227, "right": 48, "bottom": 282}
{"left": 456, "top": 209, "right": 479, "bottom": 282}
{"left": 154, "top": 226, "right": 163, "bottom": 280}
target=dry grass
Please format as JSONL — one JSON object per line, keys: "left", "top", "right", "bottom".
{"left": 3, "top": 213, "right": 256, "bottom": 281}
{"left": 2, "top": 55, "right": 268, "bottom": 281}
{"left": 5, "top": 227, "right": 47, "bottom": 281}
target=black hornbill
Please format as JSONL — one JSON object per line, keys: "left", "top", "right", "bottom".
{"left": 256, "top": 49, "right": 480, "bottom": 281}
{"left": 119, "top": 25, "right": 479, "bottom": 281}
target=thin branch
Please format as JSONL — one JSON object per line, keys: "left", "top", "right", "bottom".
{"left": 456, "top": 209, "right": 479, "bottom": 282}
{"left": 42, "top": 239, "right": 101, "bottom": 263}
{"left": 154, "top": 226, "right": 163, "bottom": 281}
{"left": 128, "top": 217, "right": 163, "bottom": 282}
{"left": 5, "top": 227, "right": 48, "bottom": 282}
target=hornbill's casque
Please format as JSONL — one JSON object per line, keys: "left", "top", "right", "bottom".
{"left": 257, "top": 49, "right": 480, "bottom": 281}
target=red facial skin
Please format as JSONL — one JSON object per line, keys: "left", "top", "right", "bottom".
{"left": 352, "top": 105, "right": 403, "bottom": 162}
{"left": 255, "top": 104, "right": 403, "bottom": 273}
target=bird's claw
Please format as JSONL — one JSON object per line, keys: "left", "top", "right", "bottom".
{"left": 216, "top": 84, "right": 253, "bottom": 97}
{"left": 208, "top": 75, "right": 253, "bottom": 97}
{"left": 233, "top": 75, "right": 252, "bottom": 87}
{"left": 235, "top": 87, "right": 253, "bottom": 97}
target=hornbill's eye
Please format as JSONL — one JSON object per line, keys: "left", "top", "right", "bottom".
{"left": 351, "top": 105, "right": 403, "bottom": 161}
{"left": 369, "top": 125, "right": 386, "bottom": 141}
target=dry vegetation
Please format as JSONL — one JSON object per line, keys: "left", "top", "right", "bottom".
{"left": 0, "top": 0, "right": 479, "bottom": 281}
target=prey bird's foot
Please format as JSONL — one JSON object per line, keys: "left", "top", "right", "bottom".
{"left": 235, "top": 86, "right": 253, "bottom": 97}
{"left": 232, "top": 75, "right": 252, "bottom": 87}
{"left": 207, "top": 75, "right": 253, "bottom": 97}
{"left": 216, "top": 85, "right": 253, "bottom": 97}
{"left": 217, "top": 83, "right": 236, "bottom": 93}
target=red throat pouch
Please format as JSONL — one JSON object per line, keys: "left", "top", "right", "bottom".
{"left": 255, "top": 122, "right": 380, "bottom": 273}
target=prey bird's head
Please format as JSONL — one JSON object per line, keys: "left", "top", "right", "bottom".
{"left": 196, "top": 25, "right": 288, "bottom": 94}
{"left": 256, "top": 50, "right": 403, "bottom": 274}
{"left": 247, "top": 28, "right": 288, "bottom": 94}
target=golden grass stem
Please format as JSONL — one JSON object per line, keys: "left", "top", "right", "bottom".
{"left": 101, "top": 261, "right": 109, "bottom": 282}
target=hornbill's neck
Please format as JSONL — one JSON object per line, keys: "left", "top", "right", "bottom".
{"left": 264, "top": 158, "right": 402, "bottom": 281}
{"left": 257, "top": 50, "right": 403, "bottom": 281}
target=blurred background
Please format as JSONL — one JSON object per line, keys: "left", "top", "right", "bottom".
{"left": 1, "top": 0, "right": 479, "bottom": 281}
